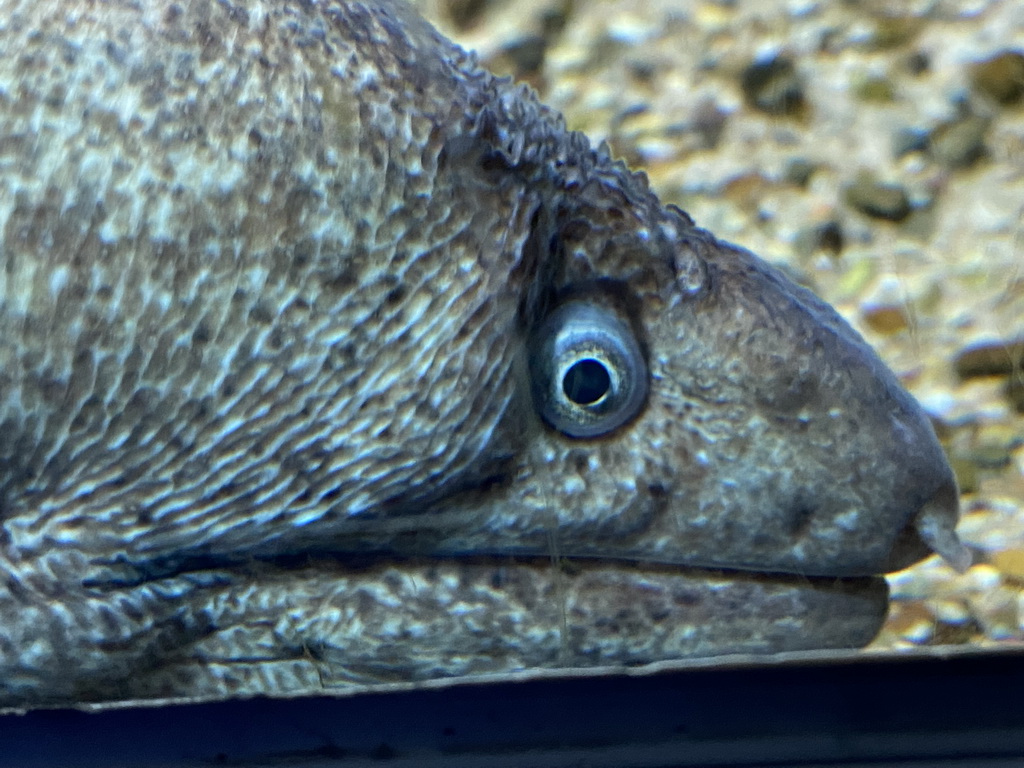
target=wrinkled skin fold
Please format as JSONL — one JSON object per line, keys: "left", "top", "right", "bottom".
{"left": 0, "top": 0, "right": 964, "bottom": 708}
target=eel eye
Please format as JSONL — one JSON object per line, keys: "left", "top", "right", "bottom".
{"left": 530, "top": 301, "right": 648, "bottom": 438}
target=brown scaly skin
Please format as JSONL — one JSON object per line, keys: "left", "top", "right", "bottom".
{"left": 0, "top": 0, "right": 965, "bottom": 709}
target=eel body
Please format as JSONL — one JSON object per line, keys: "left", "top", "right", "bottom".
{"left": 0, "top": 0, "right": 967, "bottom": 708}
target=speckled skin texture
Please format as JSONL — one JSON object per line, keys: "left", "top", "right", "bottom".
{"left": 0, "top": 0, "right": 961, "bottom": 708}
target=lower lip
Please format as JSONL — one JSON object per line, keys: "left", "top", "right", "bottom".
{"left": 276, "top": 557, "right": 888, "bottom": 682}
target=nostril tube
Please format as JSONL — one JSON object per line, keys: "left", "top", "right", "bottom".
{"left": 914, "top": 478, "right": 972, "bottom": 573}
{"left": 883, "top": 477, "right": 969, "bottom": 574}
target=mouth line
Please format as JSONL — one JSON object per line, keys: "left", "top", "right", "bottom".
{"left": 91, "top": 549, "right": 887, "bottom": 591}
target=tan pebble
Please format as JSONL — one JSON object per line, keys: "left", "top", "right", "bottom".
{"left": 862, "top": 304, "right": 910, "bottom": 335}
{"left": 885, "top": 601, "right": 935, "bottom": 643}
{"left": 971, "top": 50, "right": 1024, "bottom": 105}
{"left": 991, "top": 548, "right": 1024, "bottom": 582}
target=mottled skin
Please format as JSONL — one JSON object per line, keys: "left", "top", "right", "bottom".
{"left": 0, "top": 0, "right": 964, "bottom": 709}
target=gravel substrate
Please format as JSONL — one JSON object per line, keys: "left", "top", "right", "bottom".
{"left": 416, "top": 0, "right": 1024, "bottom": 652}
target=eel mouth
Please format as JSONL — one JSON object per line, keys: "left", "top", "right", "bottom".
{"left": 513, "top": 477, "right": 970, "bottom": 659}
{"left": 103, "top": 477, "right": 969, "bottom": 668}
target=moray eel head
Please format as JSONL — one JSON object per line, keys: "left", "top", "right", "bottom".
{"left": 427, "top": 193, "right": 965, "bottom": 582}
{"left": 0, "top": 0, "right": 966, "bottom": 707}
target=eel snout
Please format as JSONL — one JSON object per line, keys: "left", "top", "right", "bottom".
{"left": 872, "top": 379, "right": 970, "bottom": 574}
{"left": 624, "top": 233, "right": 971, "bottom": 581}
{"left": 896, "top": 477, "right": 972, "bottom": 573}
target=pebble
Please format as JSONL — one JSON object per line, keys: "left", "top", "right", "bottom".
{"left": 862, "top": 304, "right": 910, "bottom": 335}
{"left": 928, "top": 113, "right": 990, "bottom": 169}
{"left": 971, "top": 50, "right": 1024, "bottom": 105}
{"left": 740, "top": 54, "right": 806, "bottom": 116}
{"left": 903, "top": 50, "right": 931, "bottom": 76}
{"left": 865, "top": 16, "right": 924, "bottom": 51}
{"left": 793, "top": 220, "right": 843, "bottom": 258}
{"left": 440, "top": 0, "right": 492, "bottom": 30}
{"left": 499, "top": 34, "right": 547, "bottom": 77}
{"left": 782, "top": 157, "right": 818, "bottom": 187}
{"left": 854, "top": 74, "right": 896, "bottom": 102}
{"left": 954, "top": 339, "right": 1024, "bottom": 379}
{"left": 892, "top": 127, "right": 929, "bottom": 158}
{"left": 844, "top": 172, "right": 912, "bottom": 221}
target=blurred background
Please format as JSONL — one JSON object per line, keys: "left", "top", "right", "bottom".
{"left": 413, "top": 0, "right": 1024, "bottom": 653}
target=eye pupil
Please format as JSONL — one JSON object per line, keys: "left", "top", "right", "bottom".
{"left": 562, "top": 358, "right": 611, "bottom": 405}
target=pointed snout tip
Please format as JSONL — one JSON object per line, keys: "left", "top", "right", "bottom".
{"left": 914, "top": 477, "right": 972, "bottom": 573}
{"left": 887, "top": 476, "right": 971, "bottom": 574}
